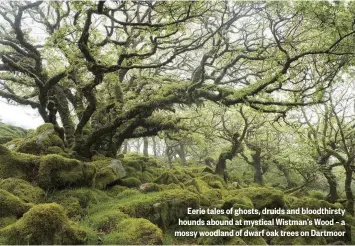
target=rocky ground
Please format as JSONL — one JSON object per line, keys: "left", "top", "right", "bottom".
{"left": 0, "top": 124, "right": 354, "bottom": 245}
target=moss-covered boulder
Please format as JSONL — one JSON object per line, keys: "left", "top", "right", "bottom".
{"left": 96, "top": 189, "right": 199, "bottom": 230}
{"left": 0, "top": 178, "right": 44, "bottom": 203}
{"left": 103, "top": 218, "right": 163, "bottom": 245}
{"left": 0, "top": 203, "right": 88, "bottom": 245}
{"left": 92, "top": 159, "right": 126, "bottom": 189}
{"left": 0, "top": 145, "right": 39, "bottom": 181}
{"left": 229, "top": 187, "right": 285, "bottom": 209}
{"left": 154, "top": 171, "right": 180, "bottom": 185}
{"left": 120, "top": 177, "right": 142, "bottom": 188}
{"left": 47, "top": 188, "right": 109, "bottom": 219}
{"left": 139, "top": 183, "right": 163, "bottom": 193}
{"left": 84, "top": 210, "right": 129, "bottom": 234}
{"left": 12, "top": 124, "right": 64, "bottom": 156}
{"left": 0, "top": 189, "right": 32, "bottom": 218}
{"left": 38, "top": 154, "right": 96, "bottom": 189}
{"left": 121, "top": 153, "right": 159, "bottom": 172}
{"left": 185, "top": 178, "right": 210, "bottom": 193}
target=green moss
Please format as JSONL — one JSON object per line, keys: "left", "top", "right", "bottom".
{"left": 139, "top": 183, "right": 163, "bottom": 192}
{"left": 0, "top": 203, "right": 87, "bottom": 245}
{"left": 209, "top": 180, "right": 224, "bottom": 189}
{"left": 107, "top": 185, "right": 129, "bottom": 196}
{"left": 92, "top": 159, "right": 126, "bottom": 189}
{"left": 116, "top": 189, "right": 142, "bottom": 199}
{"left": 83, "top": 210, "right": 129, "bottom": 234}
{"left": 0, "top": 178, "right": 44, "bottom": 203}
{"left": 38, "top": 154, "right": 96, "bottom": 189}
{"left": 0, "top": 145, "right": 40, "bottom": 181}
{"left": 229, "top": 187, "right": 285, "bottom": 209}
{"left": 0, "top": 189, "right": 31, "bottom": 217}
{"left": 14, "top": 124, "right": 64, "bottom": 156}
{"left": 0, "top": 216, "right": 16, "bottom": 229}
{"left": 197, "top": 235, "right": 245, "bottom": 245}
{"left": 47, "top": 188, "right": 109, "bottom": 219}
{"left": 307, "top": 190, "right": 327, "bottom": 200}
{"left": 185, "top": 178, "right": 210, "bottom": 193}
{"left": 223, "top": 196, "right": 254, "bottom": 210}
{"left": 202, "top": 189, "right": 222, "bottom": 203}
{"left": 103, "top": 218, "right": 163, "bottom": 245}
{"left": 138, "top": 171, "right": 154, "bottom": 183}
{"left": 92, "top": 189, "right": 199, "bottom": 230}
{"left": 154, "top": 171, "right": 180, "bottom": 185}
{"left": 120, "top": 177, "right": 142, "bottom": 188}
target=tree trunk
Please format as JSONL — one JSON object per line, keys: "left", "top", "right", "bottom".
{"left": 344, "top": 164, "right": 354, "bottom": 216}
{"left": 251, "top": 148, "right": 263, "bottom": 185}
{"left": 215, "top": 132, "right": 240, "bottom": 176}
{"left": 275, "top": 160, "right": 297, "bottom": 188}
{"left": 152, "top": 136, "right": 157, "bottom": 157}
{"left": 122, "top": 140, "right": 128, "bottom": 154}
{"left": 321, "top": 167, "right": 338, "bottom": 203}
{"left": 177, "top": 143, "right": 187, "bottom": 166}
{"left": 143, "top": 137, "right": 149, "bottom": 156}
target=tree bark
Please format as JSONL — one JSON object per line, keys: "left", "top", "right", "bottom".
{"left": 177, "top": 143, "right": 187, "bottom": 166}
{"left": 143, "top": 137, "right": 149, "bottom": 156}
{"left": 215, "top": 132, "right": 240, "bottom": 176}
{"left": 152, "top": 136, "right": 157, "bottom": 157}
{"left": 344, "top": 164, "right": 354, "bottom": 216}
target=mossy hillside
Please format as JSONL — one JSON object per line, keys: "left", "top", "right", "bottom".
{"left": 13, "top": 124, "right": 65, "bottom": 156}
{"left": 38, "top": 154, "right": 96, "bottom": 189}
{"left": 0, "top": 145, "right": 40, "bottom": 181}
{"left": 0, "top": 178, "right": 44, "bottom": 203}
{"left": 0, "top": 203, "right": 88, "bottom": 245}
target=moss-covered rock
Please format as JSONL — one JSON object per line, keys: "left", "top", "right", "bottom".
{"left": 185, "top": 178, "right": 210, "bottom": 193}
{"left": 139, "top": 183, "right": 163, "bottom": 193}
{"left": 103, "top": 218, "right": 163, "bottom": 245}
{"left": 47, "top": 188, "right": 109, "bottom": 219}
{"left": 92, "top": 159, "right": 126, "bottom": 189}
{"left": 121, "top": 153, "right": 159, "bottom": 172}
{"left": 0, "top": 216, "right": 16, "bottom": 229}
{"left": 95, "top": 189, "right": 200, "bottom": 230}
{"left": 0, "top": 145, "right": 39, "bottom": 181}
{"left": 154, "top": 171, "right": 180, "bottom": 185}
{"left": 229, "top": 187, "right": 285, "bottom": 209}
{"left": 14, "top": 124, "right": 64, "bottom": 156}
{"left": 38, "top": 154, "right": 96, "bottom": 189}
{"left": 0, "top": 203, "right": 87, "bottom": 245}
{"left": 0, "top": 189, "right": 32, "bottom": 217}
{"left": 0, "top": 178, "right": 44, "bottom": 203}
{"left": 84, "top": 210, "right": 129, "bottom": 234}
{"left": 120, "top": 177, "right": 142, "bottom": 188}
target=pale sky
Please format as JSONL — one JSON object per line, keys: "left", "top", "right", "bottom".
{"left": 0, "top": 100, "right": 43, "bottom": 129}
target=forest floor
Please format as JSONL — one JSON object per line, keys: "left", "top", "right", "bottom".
{"left": 0, "top": 123, "right": 354, "bottom": 245}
